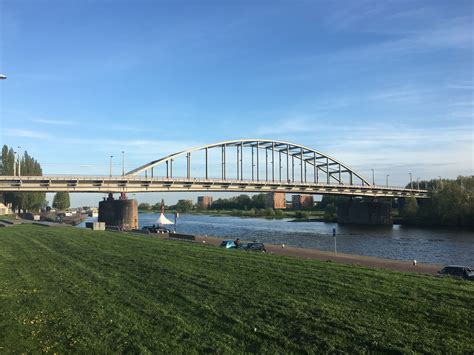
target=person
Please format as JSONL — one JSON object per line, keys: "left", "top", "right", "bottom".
{"left": 234, "top": 238, "right": 240, "bottom": 248}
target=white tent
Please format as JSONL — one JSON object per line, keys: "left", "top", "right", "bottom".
{"left": 156, "top": 213, "right": 174, "bottom": 225}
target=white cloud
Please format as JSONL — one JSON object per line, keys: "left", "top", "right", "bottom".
{"left": 33, "top": 118, "right": 76, "bottom": 126}
{"left": 5, "top": 128, "right": 49, "bottom": 139}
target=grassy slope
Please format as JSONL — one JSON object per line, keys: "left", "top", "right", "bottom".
{"left": 0, "top": 226, "right": 472, "bottom": 353}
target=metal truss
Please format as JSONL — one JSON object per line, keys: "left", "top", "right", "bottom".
{"left": 125, "top": 139, "right": 372, "bottom": 186}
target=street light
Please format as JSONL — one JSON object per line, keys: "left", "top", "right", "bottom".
{"left": 121, "top": 151, "right": 125, "bottom": 176}
{"left": 13, "top": 151, "right": 17, "bottom": 176}
{"left": 386, "top": 174, "right": 390, "bottom": 187}
{"left": 109, "top": 155, "right": 114, "bottom": 178}
{"left": 409, "top": 172, "right": 413, "bottom": 189}
{"left": 371, "top": 169, "right": 375, "bottom": 185}
{"left": 17, "top": 146, "right": 21, "bottom": 177}
{"left": 0, "top": 74, "right": 6, "bottom": 80}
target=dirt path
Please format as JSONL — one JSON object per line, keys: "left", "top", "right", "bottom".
{"left": 194, "top": 235, "right": 442, "bottom": 275}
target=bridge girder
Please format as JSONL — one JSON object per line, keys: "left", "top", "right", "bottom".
{"left": 0, "top": 176, "right": 429, "bottom": 198}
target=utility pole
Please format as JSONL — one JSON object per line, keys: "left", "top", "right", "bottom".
{"left": 371, "top": 169, "right": 375, "bottom": 185}
{"left": 386, "top": 174, "right": 389, "bottom": 187}
{"left": 409, "top": 172, "right": 413, "bottom": 189}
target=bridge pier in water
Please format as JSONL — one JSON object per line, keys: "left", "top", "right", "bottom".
{"left": 98, "top": 193, "right": 138, "bottom": 230}
{"left": 337, "top": 199, "right": 392, "bottom": 225}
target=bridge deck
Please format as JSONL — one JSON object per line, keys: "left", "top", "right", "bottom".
{"left": 0, "top": 176, "right": 429, "bottom": 198}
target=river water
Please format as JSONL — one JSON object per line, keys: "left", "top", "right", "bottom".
{"left": 78, "top": 213, "right": 474, "bottom": 266}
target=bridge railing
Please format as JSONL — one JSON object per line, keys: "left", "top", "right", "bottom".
{"left": 0, "top": 175, "right": 428, "bottom": 193}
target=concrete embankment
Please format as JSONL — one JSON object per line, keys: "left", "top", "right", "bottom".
{"left": 192, "top": 235, "right": 442, "bottom": 275}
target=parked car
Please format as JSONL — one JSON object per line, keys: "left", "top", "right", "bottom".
{"left": 242, "top": 242, "right": 266, "bottom": 253}
{"left": 437, "top": 265, "right": 474, "bottom": 281}
{"left": 220, "top": 240, "right": 237, "bottom": 249}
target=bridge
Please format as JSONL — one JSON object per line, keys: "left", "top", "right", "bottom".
{"left": 0, "top": 139, "right": 428, "bottom": 198}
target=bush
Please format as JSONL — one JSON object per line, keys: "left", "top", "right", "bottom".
{"left": 265, "top": 208, "right": 275, "bottom": 216}
{"left": 274, "top": 209, "right": 284, "bottom": 218}
{"left": 294, "top": 211, "right": 309, "bottom": 219}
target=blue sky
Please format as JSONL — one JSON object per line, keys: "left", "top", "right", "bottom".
{"left": 0, "top": 0, "right": 472, "bottom": 206}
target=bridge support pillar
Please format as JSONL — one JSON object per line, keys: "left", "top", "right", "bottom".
{"left": 98, "top": 193, "right": 138, "bottom": 230}
{"left": 337, "top": 200, "right": 392, "bottom": 225}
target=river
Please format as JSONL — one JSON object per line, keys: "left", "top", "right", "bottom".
{"left": 78, "top": 213, "right": 474, "bottom": 266}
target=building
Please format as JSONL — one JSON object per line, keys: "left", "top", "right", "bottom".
{"left": 0, "top": 202, "right": 12, "bottom": 215}
{"left": 197, "top": 196, "right": 213, "bottom": 209}
{"left": 292, "top": 194, "right": 314, "bottom": 209}
{"left": 266, "top": 192, "right": 286, "bottom": 209}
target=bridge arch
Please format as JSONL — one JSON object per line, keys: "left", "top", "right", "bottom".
{"left": 125, "top": 139, "right": 371, "bottom": 186}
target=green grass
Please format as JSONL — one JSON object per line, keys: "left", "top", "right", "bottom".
{"left": 0, "top": 226, "right": 473, "bottom": 353}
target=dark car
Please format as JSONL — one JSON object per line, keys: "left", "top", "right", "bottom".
{"left": 242, "top": 242, "right": 266, "bottom": 253}
{"left": 437, "top": 265, "right": 474, "bottom": 281}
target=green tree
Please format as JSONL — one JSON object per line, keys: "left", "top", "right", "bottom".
{"left": 52, "top": 192, "right": 70, "bottom": 210}
{"left": 175, "top": 200, "right": 193, "bottom": 213}
{"left": 401, "top": 196, "right": 418, "bottom": 220}
{"left": 1, "top": 145, "right": 46, "bottom": 212}
{"left": 251, "top": 194, "right": 267, "bottom": 209}
{"left": 138, "top": 203, "right": 151, "bottom": 210}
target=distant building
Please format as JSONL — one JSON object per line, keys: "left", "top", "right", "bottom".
{"left": 266, "top": 192, "right": 286, "bottom": 209}
{"left": 0, "top": 202, "right": 12, "bottom": 215}
{"left": 292, "top": 195, "right": 314, "bottom": 209}
{"left": 197, "top": 196, "right": 213, "bottom": 209}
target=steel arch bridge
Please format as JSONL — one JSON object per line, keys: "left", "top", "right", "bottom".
{"left": 126, "top": 139, "right": 371, "bottom": 186}
{"left": 0, "top": 139, "right": 428, "bottom": 198}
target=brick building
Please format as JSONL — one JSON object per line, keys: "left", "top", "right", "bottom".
{"left": 266, "top": 192, "right": 286, "bottom": 209}
{"left": 292, "top": 194, "right": 314, "bottom": 209}
{"left": 197, "top": 196, "right": 213, "bottom": 209}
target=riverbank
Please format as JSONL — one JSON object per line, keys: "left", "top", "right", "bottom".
{"left": 194, "top": 235, "right": 441, "bottom": 275}
{"left": 1, "top": 225, "right": 472, "bottom": 353}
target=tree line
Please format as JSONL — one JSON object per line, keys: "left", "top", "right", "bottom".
{"left": 1, "top": 145, "right": 71, "bottom": 212}
{"left": 0, "top": 145, "right": 46, "bottom": 212}
{"left": 401, "top": 176, "right": 473, "bottom": 228}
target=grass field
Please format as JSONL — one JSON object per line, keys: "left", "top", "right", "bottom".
{"left": 0, "top": 225, "right": 473, "bottom": 353}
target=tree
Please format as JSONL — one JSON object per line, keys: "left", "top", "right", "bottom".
{"left": 401, "top": 196, "right": 418, "bottom": 220}
{"left": 251, "top": 194, "right": 267, "bottom": 209}
{"left": 1, "top": 145, "right": 46, "bottom": 212}
{"left": 138, "top": 203, "right": 151, "bottom": 210}
{"left": 175, "top": 200, "right": 193, "bottom": 213}
{"left": 52, "top": 192, "right": 70, "bottom": 210}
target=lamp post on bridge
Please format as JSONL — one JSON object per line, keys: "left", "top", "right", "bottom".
{"left": 386, "top": 174, "right": 389, "bottom": 187}
{"left": 121, "top": 151, "right": 125, "bottom": 176}
{"left": 17, "top": 146, "right": 22, "bottom": 177}
{"left": 13, "top": 151, "right": 17, "bottom": 176}
{"left": 371, "top": 169, "right": 375, "bottom": 185}
{"left": 417, "top": 177, "right": 420, "bottom": 190}
{"left": 409, "top": 172, "right": 413, "bottom": 189}
{"left": 109, "top": 155, "right": 114, "bottom": 178}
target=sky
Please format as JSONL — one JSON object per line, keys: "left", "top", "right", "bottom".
{"left": 0, "top": 0, "right": 473, "bottom": 207}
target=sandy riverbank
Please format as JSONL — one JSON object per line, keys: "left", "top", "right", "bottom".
{"left": 193, "top": 235, "right": 442, "bottom": 275}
